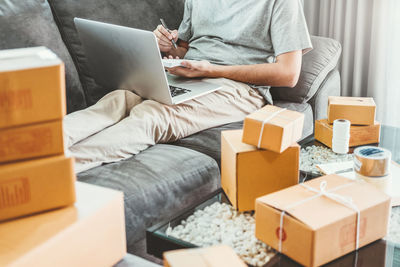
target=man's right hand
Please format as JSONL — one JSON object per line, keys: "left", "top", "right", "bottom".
{"left": 153, "top": 25, "right": 178, "bottom": 53}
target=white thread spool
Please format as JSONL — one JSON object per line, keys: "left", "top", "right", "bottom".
{"left": 332, "top": 119, "right": 350, "bottom": 154}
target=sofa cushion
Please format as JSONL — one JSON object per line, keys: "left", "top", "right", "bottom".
{"left": 48, "top": 0, "right": 185, "bottom": 106}
{"left": 173, "top": 102, "right": 313, "bottom": 166}
{"left": 172, "top": 121, "right": 244, "bottom": 166}
{"left": 77, "top": 144, "right": 219, "bottom": 253}
{"left": 270, "top": 36, "right": 342, "bottom": 103}
{"left": 0, "top": 0, "right": 87, "bottom": 113}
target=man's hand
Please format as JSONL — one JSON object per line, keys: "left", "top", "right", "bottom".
{"left": 153, "top": 25, "right": 178, "bottom": 53}
{"left": 168, "top": 51, "right": 302, "bottom": 87}
{"left": 165, "top": 50, "right": 302, "bottom": 88}
{"left": 167, "top": 60, "right": 215, "bottom": 78}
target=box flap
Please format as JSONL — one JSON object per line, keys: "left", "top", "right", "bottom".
{"left": 0, "top": 155, "right": 67, "bottom": 173}
{"left": 223, "top": 129, "right": 299, "bottom": 154}
{"left": 0, "top": 47, "right": 61, "bottom": 72}
{"left": 164, "top": 245, "right": 246, "bottom": 267}
{"left": 246, "top": 105, "right": 304, "bottom": 128}
{"left": 257, "top": 175, "right": 390, "bottom": 229}
{"left": 328, "top": 96, "right": 376, "bottom": 107}
{"left": 222, "top": 130, "right": 257, "bottom": 153}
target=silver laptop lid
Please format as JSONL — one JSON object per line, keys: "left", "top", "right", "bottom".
{"left": 74, "top": 18, "right": 173, "bottom": 105}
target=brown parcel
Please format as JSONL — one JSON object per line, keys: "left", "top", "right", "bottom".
{"left": 255, "top": 174, "right": 391, "bottom": 267}
{"left": 164, "top": 245, "right": 247, "bottom": 267}
{"left": 0, "top": 156, "right": 75, "bottom": 222}
{"left": 0, "top": 47, "right": 66, "bottom": 129}
{"left": 221, "top": 130, "right": 299, "bottom": 212}
{"left": 242, "top": 105, "right": 304, "bottom": 153}
{"left": 327, "top": 96, "right": 376, "bottom": 125}
{"left": 315, "top": 119, "right": 381, "bottom": 148}
{"left": 0, "top": 120, "right": 64, "bottom": 163}
{"left": 0, "top": 182, "right": 126, "bottom": 267}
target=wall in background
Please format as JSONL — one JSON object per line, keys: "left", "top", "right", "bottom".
{"left": 303, "top": 0, "right": 400, "bottom": 127}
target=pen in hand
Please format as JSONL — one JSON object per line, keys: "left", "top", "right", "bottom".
{"left": 160, "top": 18, "right": 178, "bottom": 49}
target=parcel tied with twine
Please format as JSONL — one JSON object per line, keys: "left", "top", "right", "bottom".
{"left": 242, "top": 105, "right": 304, "bottom": 153}
{"left": 255, "top": 174, "right": 391, "bottom": 267}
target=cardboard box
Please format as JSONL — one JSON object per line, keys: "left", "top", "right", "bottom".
{"left": 0, "top": 120, "right": 64, "bottom": 163}
{"left": 164, "top": 245, "right": 247, "bottom": 267}
{"left": 221, "top": 130, "right": 299, "bottom": 212}
{"left": 0, "top": 47, "right": 66, "bottom": 129}
{"left": 242, "top": 105, "right": 304, "bottom": 153}
{"left": 255, "top": 174, "right": 391, "bottom": 267}
{"left": 0, "top": 182, "right": 126, "bottom": 267}
{"left": 0, "top": 156, "right": 75, "bottom": 221}
{"left": 327, "top": 96, "right": 376, "bottom": 125}
{"left": 315, "top": 119, "right": 381, "bottom": 148}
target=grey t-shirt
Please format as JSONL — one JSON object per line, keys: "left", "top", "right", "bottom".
{"left": 178, "top": 0, "right": 313, "bottom": 104}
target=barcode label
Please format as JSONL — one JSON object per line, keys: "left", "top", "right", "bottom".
{"left": 0, "top": 178, "right": 30, "bottom": 209}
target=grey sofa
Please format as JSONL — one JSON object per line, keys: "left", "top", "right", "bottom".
{"left": 0, "top": 0, "right": 341, "bottom": 261}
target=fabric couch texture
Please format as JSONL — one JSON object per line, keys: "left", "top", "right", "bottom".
{"left": 77, "top": 144, "right": 220, "bottom": 250}
{"left": 270, "top": 36, "right": 342, "bottom": 104}
{"left": 48, "top": 0, "right": 185, "bottom": 105}
{"left": 1, "top": 0, "right": 341, "bottom": 260}
{"left": 0, "top": 0, "right": 87, "bottom": 113}
{"left": 309, "top": 69, "right": 341, "bottom": 120}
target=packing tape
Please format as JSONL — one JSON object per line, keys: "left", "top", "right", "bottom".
{"left": 353, "top": 146, "right": 391, "bottom": 177}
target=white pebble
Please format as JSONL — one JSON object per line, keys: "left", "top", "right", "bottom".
{"left": 300, "top": 145, "right": 353, "bottom": 174}
{"left": 167, "top": 202, "right": 275, "bottom": 266}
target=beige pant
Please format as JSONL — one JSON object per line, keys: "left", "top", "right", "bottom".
{"left": 64, "top": 78, "right": 265, "bottom": 173}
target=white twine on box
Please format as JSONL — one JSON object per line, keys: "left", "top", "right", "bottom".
{"left": 278, "top": 181, "right": 361, "bottom": 253}
{"left": 257, "top": 108, "right": 287, "bottom": 148}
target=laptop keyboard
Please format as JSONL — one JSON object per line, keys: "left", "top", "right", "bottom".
{"left": 169, "top": 86, "right": 191, "bottom": 97}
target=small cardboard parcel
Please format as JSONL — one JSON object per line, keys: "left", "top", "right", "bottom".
{"left": 242, "top": 105, "right": 304, "bottom": 153}
{"left": 255, "top": 174, "right": 390, "bottom": 267}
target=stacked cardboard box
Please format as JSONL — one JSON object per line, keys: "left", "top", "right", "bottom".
{"left": 252, "top": 97, "right": 388, "bottom": 266}
{"left": 315, "top": 96, "right": 380, "bottom": 147}
{"left": 221, "top": 105, "right": 304, "bottom": 211}
{"left": 0, "top": 47, "right": 74, "bottom": 221}
{"left": 0, "top": 46, "right": 127, "bottom": 266}
{"left": 0, "top": 182, "right": 126, "bottom": 267}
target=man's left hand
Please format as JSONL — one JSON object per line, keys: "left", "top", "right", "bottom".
{"left": 167, "top": 60, "right": 215, "bottom": 78}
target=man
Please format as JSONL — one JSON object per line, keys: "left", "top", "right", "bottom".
{"left": 65, "top": 0, "right": 312, "bottom": 173}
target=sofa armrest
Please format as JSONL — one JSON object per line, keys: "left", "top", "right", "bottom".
{"left": 271, "top": 36, "right": 342, "bottom": 103}
{"left": 308, "top": 69, "right": 341, "bottom": 121}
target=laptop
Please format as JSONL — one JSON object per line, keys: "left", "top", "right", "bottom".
{"left": 74, "top": 18, "right": 221, "bottom": 105}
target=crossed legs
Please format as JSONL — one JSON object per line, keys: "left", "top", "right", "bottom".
{"left": 64, "top": 78, "right": 265, "bottom": 173}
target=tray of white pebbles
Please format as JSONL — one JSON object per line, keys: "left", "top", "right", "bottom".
{"left": 300, "top": 145, "right": 353, "bottom": 178}
{"left": 153, "top": 144, "right": 354, "bottom": 266}
{"left": 166, "top": 202, "right": 276, "bottom": 266}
